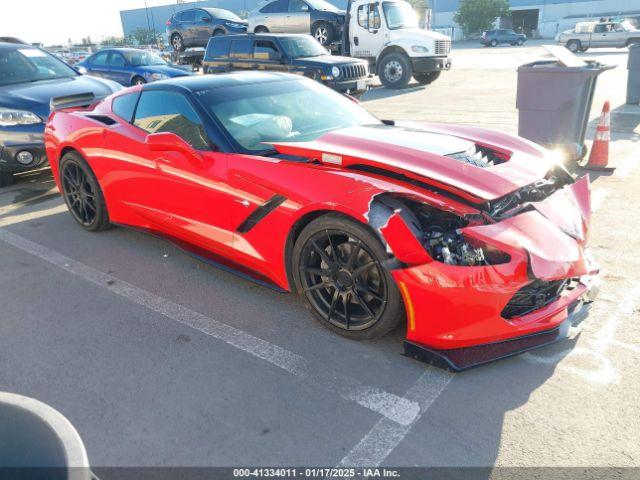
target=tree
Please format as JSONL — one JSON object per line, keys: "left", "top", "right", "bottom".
{"left": 102, "top": 36, "right": 126, "bottom": 46}
{"left": 454, "top": 0, "right": 510, "bottom": 36}
{"left": 127, "top": 28, "right": 163, "bottom": 46}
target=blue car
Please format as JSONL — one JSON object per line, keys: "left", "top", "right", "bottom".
{"left": 76, "top": 48, "right": 192, "bottom": 87}
{"left": 0, "top": 40, "right": 121, "bottom": 187}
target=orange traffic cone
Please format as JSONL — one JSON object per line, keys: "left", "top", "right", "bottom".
{"left": 582, "top": 102, "right": 614, "bottom": 172}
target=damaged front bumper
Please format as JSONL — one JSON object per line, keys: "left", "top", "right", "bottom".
{"left": 403, "top": 275, "right": 598, "bottom": 371}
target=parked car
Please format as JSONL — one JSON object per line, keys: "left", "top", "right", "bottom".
{"left": 76, "top": 48, "right": 192, "bottom": 87}
{"left": 203, "top": 34, "right": 370, "bottom": 96}
{"left": 167, "top": 7, "right": 248, "bottom": 52}
{"left": 556, "top": 20, "right": 640, "bottom": 52}
{"left": 0, "top": 40, "right": 120, "bottom": 187}
{"left": 481, "top": 29, "right": 527, "bottom": 47}
{"left": 248, "top": 0, "right": 345, "bottom": 46}
{"left": 45, "top": 72, "right": 598, "bottom": 370}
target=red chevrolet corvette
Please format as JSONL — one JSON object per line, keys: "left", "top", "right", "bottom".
{"left": 45, "top": 72, "right": 599, "bottom": 370}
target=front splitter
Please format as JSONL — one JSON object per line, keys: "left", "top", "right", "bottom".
{"left": 404, "top": 298, "right": 592, "bottom": 371}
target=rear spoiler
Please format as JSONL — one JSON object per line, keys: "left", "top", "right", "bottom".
{"left": 50, "top": 92, "right": 104, "bottom": 111}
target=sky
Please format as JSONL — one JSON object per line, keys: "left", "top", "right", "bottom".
{"left": 0, "top": 0, "right": 181, "bottom": 46}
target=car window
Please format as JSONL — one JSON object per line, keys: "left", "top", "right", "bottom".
{"left": 108, "top": 52, "right": 126, "bottom": 68}
{"left": 200, "top": 78, "right": 379, "bottom": 153}
{"left": 0, "top": 48, "right": 78, "bottom": 86}
{"left": 195, "top": 9, "right": 211, "bottom": 22}
{"left": 175, "top": 10, "right": 195, "bottom": 22}
{"left": 133, "top": 91, "right": 209, "bottom": 150}
{"left": 261, "top": 0, "right": 288, "bottom": 14}
{"left": 230, "top": 39, "right": 253, "bottom": 59}
{"left": 254, "top": 40, "right": 280, "bottom": 60}
{"left": 112, "top": 92, "right": 140, "bottom": 122}
{"left": 594, "top": 24, "right": 606, "bottom": 33}
{"left": 358, "top": 4, "right": 380, "bottom": 29}
{"left": 208, "top": 38, "right": 231, "bottom": 58}
{"left": 91, "top": 51, "right": 109, "bottom": 67}
{"left": 289, "top": 0, "right": 309, "bottom": 12}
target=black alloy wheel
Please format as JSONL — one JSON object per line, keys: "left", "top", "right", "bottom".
{"left": 60, "top": 152, "right": 110, "bottom": 232}
{"left": 293, "top": 215, "right": 403, "bottom": 339}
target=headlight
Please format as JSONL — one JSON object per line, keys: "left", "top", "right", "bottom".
{"left": 0, "top": 109, "right": 42, "bottom": 127}
{"left": 331, "top": 66, "right": 341, "bottom": 78}
{"left": 411, "top": 45, "right": 429, "bottom": 53}
{"left": 226, "top": 22, "right": 246, "bottom": 29}
{"left": 77, "top": 66, "right": 88, "bottom": 74}
{"left": 149, "top": 73, "right": 169, "bottom": 81}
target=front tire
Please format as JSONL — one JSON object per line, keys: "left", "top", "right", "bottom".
{"left": 59, "top": 152, "right": 110, "bottom": 232}
{"left": 379, "top": 53, "right": 412, "bottom": 89}
{"left": 414, "top": 71, "right": 441, "bottom": 85}
{"left": 131, "top": 76, "right": 146, "bottom": 86}
{"left": 0, "top": 171, "right": 15, "bottom": 188}
{"left": 516, "top": 38, "right": 524, "bottom": 46}
{"left": 490, "top": 39, "right": 498, "bottom": 47}
{"left": 312, "top": 22, "right": 335, "bottom": 46}
{"left": 292, "top": 214, "right": 404, "bottom": 340}
{"left": 254, "top": 26, "right": 269, "bottom": 33}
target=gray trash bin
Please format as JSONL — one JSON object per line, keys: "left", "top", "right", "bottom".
{"left": 516, "top": 59, "right": 614, "bottom": 160}
{"left": 627, "top": 44, "right": 640, "bottom": 105}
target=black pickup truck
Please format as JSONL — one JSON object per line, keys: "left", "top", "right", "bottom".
{"left": 203, "top": 33, "right": 371, "bottom": 96}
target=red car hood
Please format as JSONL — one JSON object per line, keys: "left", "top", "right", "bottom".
{"left": 271, "top": 124, "right": 555, "bottom": 202}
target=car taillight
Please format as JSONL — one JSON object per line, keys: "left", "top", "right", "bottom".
{"left": 166, "top": 20, "right": 171, "bottom": 26}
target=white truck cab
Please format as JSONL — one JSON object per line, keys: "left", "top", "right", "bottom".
{"left": 345, "top": 0, "right": 451, "bottom": 88}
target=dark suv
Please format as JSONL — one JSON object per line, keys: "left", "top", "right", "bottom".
{"left": 167, "top": 8, "right": 248, "bottom": 52}
{"left": 203, "top": 34, "right": 370, "bottom": 96}
{"left": 481, "top": 29, "right": 527, "bottom": 47}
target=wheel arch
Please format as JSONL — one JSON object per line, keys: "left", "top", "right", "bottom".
{"left": 377, "top": 45, "right": 409, "bottom": 72}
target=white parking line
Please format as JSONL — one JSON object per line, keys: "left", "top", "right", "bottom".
{"left": 338, "top": 368, "right": 453, "bottom": 467}
{"left": 0, "top": 227, "right": 420, "bottom": 426}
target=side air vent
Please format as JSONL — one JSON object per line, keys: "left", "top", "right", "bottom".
{"left": 86, "top": 115, "right": 117, "bottom": 126}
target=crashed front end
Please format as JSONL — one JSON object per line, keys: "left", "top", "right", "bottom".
{"left": 373, "top": 172, "right": 598, "bottom": 371}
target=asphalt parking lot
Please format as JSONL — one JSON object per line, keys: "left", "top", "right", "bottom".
{"left": 1, "top": 41, "right": 639, "bottom": 471}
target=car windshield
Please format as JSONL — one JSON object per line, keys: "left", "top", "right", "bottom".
{"left": 305, "top": 0, "right": 339, "bottom": 12}
{"left": 0, "top": 48, "right": 78, "bottom": 86}
{"left": 200, "top": 78, "right": 380, "bottom": 153}
{"left": 382, "top": 1, "right": 418, "bottom": 30}
{"left": 278, "top": 37, "right": 329, "bottom": 58}
{"left": 203, "top": 8, "right": 243, "bottom": 21}
{"left": 124, "top": 51, "right": 167, "bottom": 66}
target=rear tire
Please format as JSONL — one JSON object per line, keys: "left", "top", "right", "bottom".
{"left": 0, "top": 171, "right": 15, "bottom": 188}
{"left": 566, "top": 40, "right": 581, "bottom": 53}
{"left": 516, "top": 38, "right": 524, "bottom": 46}
{"left": 312, "top": 22, "right": 335, "bottom": 46}
{"left": 171, "top": 33, "right": 184, "bottom": 52}
{"left": 379, "top": 53, "right": 412, "bottom": 89}
{"left": 59, "top": 152, "right": 110, "bottom": 232}
{"left": 414, "top": 71, "right": 441, "bottom": 85}
{"left": 292, "top": 214, "right": 404, "bottom": 340}
{"left": 490, "top": 39, "right": 498, "bottom": 47}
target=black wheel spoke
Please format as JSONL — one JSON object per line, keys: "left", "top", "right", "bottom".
{"left": 346, "top": 242, "right": 361, "bottom": 269}
{"left": 326, "top": 230, "right": 340, "bottom": 264}
{"left": 353, "top": 290, "right": 375, "bottom": 320}
{"left": 344, "top": 292, "right": 351, "bottom": 329}
{"left": 304, "top": 281, "right": 332, "bottom": 292}
{"left": 62, "top": 161, "right": 98, "bottom": 226}
{"left": 311, "top": 239, "right": 335, "bottom": 268}
{"left": 304, "top": 267, "right": 332, "bottom": 277}
{"left": 353, "top": 261, "right": 376, "bottom": 278}
{"left": 356, "top": 284, "right": 384, "bottom": 302}
{"left": 327, "top": 288, "right": 340, "bottom": 320}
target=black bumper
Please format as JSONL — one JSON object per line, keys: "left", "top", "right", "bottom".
{"left": 325, "top": 77, "right": 372, "bottom": 94}
{"left": 405, "top": 299, "right": 590, "bottom": 371}
{"left": 0, "top": 131, "right": 48, "bottom": 173}
{"left": 411, "top": 56, "right": 452, "bottom": 74}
